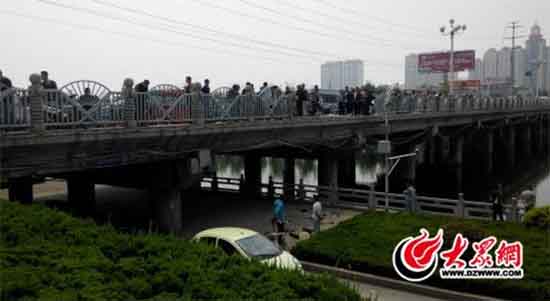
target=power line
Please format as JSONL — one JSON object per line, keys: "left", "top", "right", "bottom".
{"left": 35, "top": 0, "right": 403, "bottom": 69}
{"left": 235, "top": 0, "right": 420, "bottom": 51}
{"left": 34, "top": 0, "right": 328, "bottom": 62}
{"left": 312, "top": 0, "right": 497, "bottom": 42}
{"left": 89, "top": 0, "right": 338, "bottom": 59}
{"left": 277, "top": 0, "right": 440, "bottom": 44}
{"left": 0, "top": 9, "right": 304, "bottom": 66}
{"left": 188, "top": 0, "right": 409, "bottom": 53}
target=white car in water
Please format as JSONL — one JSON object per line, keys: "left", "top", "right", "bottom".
{"left": 193, "top": 227, "right": 303, "bottom": 271}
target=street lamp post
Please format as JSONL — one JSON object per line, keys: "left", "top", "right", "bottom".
{"left": 441, "top": 19, "right": 467, "bottom": 95}
{"left": 378, "top": 88, "right": 419, "bottom": 212}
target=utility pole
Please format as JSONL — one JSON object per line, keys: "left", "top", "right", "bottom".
{"left": 441, "top": 19, "right": 467, "bottom": 95}
{"left": 505, "top": 21, "right": 526, "bottom": 93}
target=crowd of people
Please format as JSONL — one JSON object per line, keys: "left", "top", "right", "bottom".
{"left": 1, "top": 70, "right": 387, "bottom": 118}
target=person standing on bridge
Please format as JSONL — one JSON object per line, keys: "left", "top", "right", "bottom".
{"left": 201, "top": 79, "right": 210, "bottom": 94}
{"left": 135, "top": 80, "right": 150, "bottom": 93}
{"left": 184, "top": 76, "right": 192, "bottom": 94}
{"left": 296, "top": 84, "right": 308, "bottom": 116}
{"left": 40, "top": 70, "right": 57, "bottom": 90}
{"left": 0, "top": 70, "right": 12, "bottom": 92}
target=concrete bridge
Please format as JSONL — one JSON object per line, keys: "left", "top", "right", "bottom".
{"left": 2, "top": 77, "right": 550, "bottom": 233}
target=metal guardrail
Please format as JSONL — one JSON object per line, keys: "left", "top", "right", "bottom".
{"left": 200, "top": 176, "right": 505, "bottom": 221}
{"left": 1, "top": 80, "right": 549, "bottom": 131}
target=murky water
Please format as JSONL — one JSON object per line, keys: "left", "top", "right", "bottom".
{"left": 216, "top": 152, "right": 550, "bottom": 207}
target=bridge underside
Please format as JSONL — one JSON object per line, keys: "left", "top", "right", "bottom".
{"left": 2, "top": 110, "right": 550, "bottom": 234}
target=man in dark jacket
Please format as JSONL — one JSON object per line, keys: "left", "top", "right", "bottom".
{"left": 135, "top": 80, "right": 150, "bottom": 93}
{"left": 40, "top": 70, "right": 57, "bottom": 90}
{"left": 201, "top": 79, "right": 210, "bottom": 94}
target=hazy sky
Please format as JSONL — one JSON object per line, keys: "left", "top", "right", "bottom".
{"left": 1, "top": 0, "right": 549, "bottom": 89}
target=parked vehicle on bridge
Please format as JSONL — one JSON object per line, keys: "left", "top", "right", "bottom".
{"left": 316, "top": 89, "right": 342, "bottom": 114}
{"left": 193, "top": 227, "right": 303, "bottom": 271}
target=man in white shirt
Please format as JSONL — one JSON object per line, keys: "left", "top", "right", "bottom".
{"left": 312, "top": 198, "right": 323, "bottom": 234}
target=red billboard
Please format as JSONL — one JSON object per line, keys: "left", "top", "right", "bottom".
{"left": 450, "top": 80, "right": 481, "bottom": 90}
{"left": 418, "top": 50, "right": 476, "bottom": 73}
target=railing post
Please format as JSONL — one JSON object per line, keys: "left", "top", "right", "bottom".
{"left": 28, "top": 74, "right": 45, "bottom": 133}
{"left": 191, "top": 92, "right": 204, "bottom": 125}
{"left": 122, "top": 78, "right": 136, "bottom": 128}
{"left": 239, "top": 173, "right": 245, "bottom": 195}
{"left": 458, "top": 193, "right": 465, "bottom": 218}
{"left": 268, "top": 176, "right": 274, "bottom": 201}
{"left": 297, "top": 178, "right": 305, "bottom": 201}
{"left": 211, "top": 174, "right": 218, "bottom": 192}
{"left": 368, "top": 184, "right": 376, "bottom": 210}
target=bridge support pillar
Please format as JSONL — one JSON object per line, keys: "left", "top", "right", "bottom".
{"left": 244, "top": 154, "right": 262, "bottom": 198}
{"left": 283, "top": 158, "right": 295, "bottom": 202}
{"left": 428, "top": 136, "right": 437, "bottom": 165}
{"left": 338, "top": 153, "right": 356, "bottom": 188}
{"left": 151, "top": 188, "right": 183, "bottom": 235}
{"left": 8, "top": 177, "right": 33, "bottom": 204}
{"left": 67, "top": 178, "right": 95, "bottom": 216}
{"left": 538, "top": 118, "right": 545, "bottom": 155}
{"left": 318, "top": 153, "right": 338, "bottom": 202}
{"left": 524, "top": 124, "right": 532, "bottom": 158}
{"left": 455, "top": 136, "right": 464, "bottom": 194}
{"left": 507, "top": 126, "right": 516, "bottom": 168}
{"left": 486, "top": 131, "right": 494, "bottom": 175}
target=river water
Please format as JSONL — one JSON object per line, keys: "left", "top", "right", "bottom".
{"left": 216, "top": 151, "right": 550, "bottom": 208}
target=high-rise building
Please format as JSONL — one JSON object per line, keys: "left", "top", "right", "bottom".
{"left": 497, "top": 47, "right": 512, "bottom": 81}
{"left": 482, "top": 48, "right": 498, "bottom": 82}
{"left": 321, "top": 61, "right": 343, "bottom": 90}
{"left": 405, "top": 54, "right": 418, "bottom": 90}
{"left": 468, "top": 59, "right": 483, "bottom": 81}
{"left": 404, "top": 53, "right": 444, "bottom": 90}
{"left": 525, "top": 23, "right": 548, "bottom": 94}
{"left": 343, "top": 60, "right": 364, "bottom": 88}
{"left": 321, "top": 60, "right": 364, "bottom": 90}
{"left": 513, "top": 47, "right": 528, "bottom": 88}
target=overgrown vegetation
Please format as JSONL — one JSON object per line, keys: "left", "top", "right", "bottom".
{"left": 293, "top": 212, "right": 550, "bottom": 301}
{"left": 0, "top": 200, "right": 361, "bottom": 301}
{"left": 524, "top": 206, "right": 550, "bottom": 230}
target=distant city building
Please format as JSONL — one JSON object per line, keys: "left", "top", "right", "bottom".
{"left": 525, "top": 23, "right": 548, "bottom": 95}
{"left": 321, "top": 60, "right": 364, "bottom": 90}
{"left": 468, "top": 59, "right": 483, "bottom": 81}
{"left": 482, "top": 48, "right": 498, "bottom": 82}
{"left": 497, "top": 47, "right": 512, "bottom": 81}
{"left": 513, "top": 47, "right": 528, "bottom": 88}
{"left": 404, "top": 53, "right": 444, "bottom": 90}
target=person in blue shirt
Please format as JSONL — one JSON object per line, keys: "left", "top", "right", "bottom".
{"left": 272, "top": 197, "right": 286, "bottom": 245}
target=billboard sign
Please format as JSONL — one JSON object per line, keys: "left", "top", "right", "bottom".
{"left": 418, "top": 50, "right": 476, "bottom": 73}
{"left": 451, "top": 80, "right": 481, "bottom": 90}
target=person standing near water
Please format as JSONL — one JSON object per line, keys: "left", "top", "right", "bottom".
{"left": 312, "top": 197, "right": 323, "bottom": 234}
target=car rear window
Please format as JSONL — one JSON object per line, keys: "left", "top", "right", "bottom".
{"left": 236, "top": 234, "right": 282, "bottom": 259}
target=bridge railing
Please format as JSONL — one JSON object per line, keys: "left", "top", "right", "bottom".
{"left": 0, "top": 88, "right": 30, "bottom": 130}
{"left": 200, "top": 175, "right": 508, "bottom": 221}
{"left": 1, "top": 80, "right": 549, "bottom": 132}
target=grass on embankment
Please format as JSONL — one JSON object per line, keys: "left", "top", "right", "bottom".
{"left": 293, "top": 212, "right": 550, "bottom": 301}
{"left": 0, "top": 200, "right": 362, "bottom": 301}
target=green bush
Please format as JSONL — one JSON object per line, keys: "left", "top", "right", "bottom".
{"left": 524, "top": 206, "right": 550, "bottom": 230}
{"left": 0, "top": 200, "right": 361, "bottom": 301}
{"left": 293, "top": 212, "right": 550, "bottom": 301}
